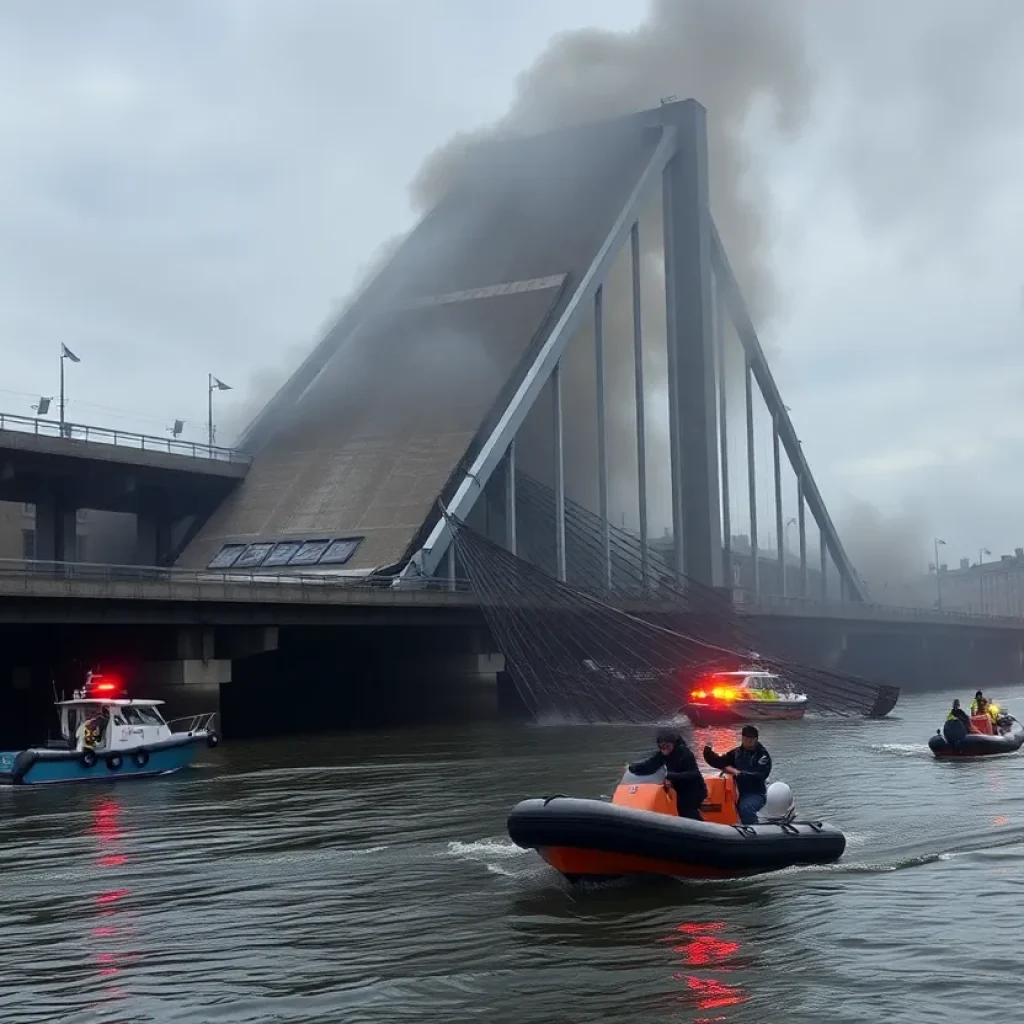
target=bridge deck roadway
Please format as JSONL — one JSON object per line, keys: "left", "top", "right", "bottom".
{"left": 0, "top": 565, "right": 1021, "bottom": 634}
{"left": 0, "top": 416, "right": 250, "bottom": 519}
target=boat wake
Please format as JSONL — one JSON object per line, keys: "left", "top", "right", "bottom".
{"left": 869, "top": 742, "right": 929, "bottom": 758}
{"left": 445, "top": 838, "right": 538, "bottom": 878}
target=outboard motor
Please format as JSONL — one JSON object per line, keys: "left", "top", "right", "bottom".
{"left": 758, "top": 781, "right": 796, "bottom": 824}
{"left": 943, "top": 718, "right": 968, "bottom": 746}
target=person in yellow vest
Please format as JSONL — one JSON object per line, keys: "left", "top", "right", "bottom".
{"left": 946, "top": 699, "right": 976, "bottom": 732}
{"left": 79, "top": 707, "right": 108, "bottom": 751}
{"left": 970, "top": 690, "right": 985, "bottom": 715}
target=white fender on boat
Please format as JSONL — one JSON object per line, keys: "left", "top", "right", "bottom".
{"left": 759, "top": 781, "right": 796, "bottom": 823}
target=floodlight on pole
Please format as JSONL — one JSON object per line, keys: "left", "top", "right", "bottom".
{"left": 208, "top": 374, "right": 232, "bottom": 447}
{"left": 59, "top": 344, "right": 81, "bottom": 433}
{"left": 33, "top": 397, "right": 52, "bottom": 417}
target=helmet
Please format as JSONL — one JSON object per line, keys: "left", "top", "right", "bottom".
{"left": 758, "top": 781, "right": 796, "bottom": 824}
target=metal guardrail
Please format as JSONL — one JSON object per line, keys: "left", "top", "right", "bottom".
{"left": 0, "top": 559, "right": 1020, "bottom": 624}
{"left": 0, "top": 411, "right": 252, "bottom": 464}
{"left": 738, "top": 591, "right": 1024, "bottom": 627}
{"left": 0, "top": 558, "right": 476, "bottom": 596}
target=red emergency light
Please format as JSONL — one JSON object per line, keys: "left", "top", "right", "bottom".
{"left": 85, "top": 673, "right": 127, "bottom": 699}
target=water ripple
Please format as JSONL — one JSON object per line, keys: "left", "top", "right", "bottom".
{"left": 3, "top": 688, "right": 1024, "bottom": 1021}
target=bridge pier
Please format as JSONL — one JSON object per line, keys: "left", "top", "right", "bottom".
{"left": 136, "top": 494, "right": 175, "bottom": 565}
{"left": 135, "top": 627, "right": 233, "bottom": 718}
{"left": 221, "top": 624, "right": 504, "bottom": 738}
{"left": 34, "top": 493, "right": 78, "bottom": 561}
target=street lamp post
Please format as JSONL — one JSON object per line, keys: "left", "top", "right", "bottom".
{"left": 59, "top": 344, "right": 81, "bottom": 435}
{"left": 784, "top": 517, "right": 796, "bottom": 559}
{"left": 207, "top": 374, "right": 232, "bottom": 447}
{"left": 933, "top": 537, "right": 946, "bottom": 609}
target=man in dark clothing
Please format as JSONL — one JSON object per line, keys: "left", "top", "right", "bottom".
{"left": 628, "top": 729, "right": 708, "bottom": 820}
{"left": 703, "top": 725, "right": 772, "bottom": 825}
{"left": 942, "top": 699, "right": 976, "bottom": 746}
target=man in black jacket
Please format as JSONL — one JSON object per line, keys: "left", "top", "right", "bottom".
{"left": 628, "top": 729, "right": 708, "bottom": 820}
{"left": 703, "top": 725, "right": 772, "bottom": 825}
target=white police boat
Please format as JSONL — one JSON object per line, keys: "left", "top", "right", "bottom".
{"left": 0, "top": 676, "right": 219, "bottom": 786}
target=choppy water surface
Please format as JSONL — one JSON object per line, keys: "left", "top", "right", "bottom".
{"left": 2, "top": 686, "right": 1024, "bottom": 1023}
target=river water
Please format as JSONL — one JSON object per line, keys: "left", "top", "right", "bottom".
{"left": 2, "top": 685, "right": 1022, "bottom": 1024}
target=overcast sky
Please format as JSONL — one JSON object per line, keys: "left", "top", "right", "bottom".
{"left": 1, "top": 0, "right": 1022, "bottom": 577}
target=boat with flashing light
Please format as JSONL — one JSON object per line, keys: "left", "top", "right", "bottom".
{"left": 682, "top": 669, "right": 808, "bottom": 726}
{"left": 507, "top": 766, "right": 844, "bottom": 882}
{"left": 0, "top": 672, "right": 219, "bottom": 786}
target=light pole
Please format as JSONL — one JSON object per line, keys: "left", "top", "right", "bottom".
{"left": 979, "top": 547, "right": 991, "bottom": 613}
{"left": 59, "top": 344, "right": 81, "bottom": 435}
{"left": 207, "top": 375, "right": 232, "bottom": 447}
{"left": 784, "top": 516, "right": 796, "bottom": 561}
{"left": 933, "top": 537, "right": 946, "bottom": 609}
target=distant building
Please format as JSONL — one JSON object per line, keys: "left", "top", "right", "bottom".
{"left": 926, "top": 548, "right": 1024, "bottom": 616}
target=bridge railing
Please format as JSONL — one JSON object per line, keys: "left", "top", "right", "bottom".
{"left": 0, "top": 558, "right": 475, "bottom": 593}
{"left": 738, "top": 590, "right": 1023, "bottom": 626}
{"left": 0, "top": 411, "right": 252, "bottom": 464}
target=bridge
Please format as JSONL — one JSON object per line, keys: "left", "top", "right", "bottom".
{"left": 0, "top": 99, "right": 1018, "bottom": 738}
{"left": 0, "top": 411, "right": 249, "bottom": 563}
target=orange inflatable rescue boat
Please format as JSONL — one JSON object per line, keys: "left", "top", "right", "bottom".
{"left": 507, "top": 768, "right": 845, "bottom": 882}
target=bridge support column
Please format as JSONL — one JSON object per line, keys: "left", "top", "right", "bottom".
{"left": 661, "top": 100, "right": 722, "bottom": 588}
{"left": 135, "top": 627, "right": 231, "bottom": 718}
{"left": 34, "top": 495, "right": 77, "bottom": 562}
{"left": 136, "top": 493, "right": 174, "bottom": 565}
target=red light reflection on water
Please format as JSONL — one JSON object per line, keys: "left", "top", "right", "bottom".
{"left": 666, "top": 921, "right": 749, "bottom": 1020}
{"left": 87, "top": 798, "right": 135, "bottom": 1007}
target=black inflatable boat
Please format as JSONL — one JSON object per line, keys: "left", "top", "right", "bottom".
{"left": 506, "top": 770, "right": 846, "bottom": 882}
{"left": 928, "top": 717, "right": 1024, "bottom": 759}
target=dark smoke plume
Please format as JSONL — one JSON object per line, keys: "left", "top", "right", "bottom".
{"left": 409, "top": 0, "right": 812, "bottom": 528}
{"left": 834, "top": 497, "right": 931, "bottom": 601}
{"left": 412, "top": 0, "right": 811, "bottom": 325}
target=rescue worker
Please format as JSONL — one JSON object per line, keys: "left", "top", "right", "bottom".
{"left": 80, "top": 706, "right": 107, "bottom": 751}
{"left": 986, "top": 698, "right": 1003, "bottom": 728}
{"left": 942, "top": 699, "right": 977, "bottom": 745}
{"left": 970, "top": 690, "right": 985, "bottom": 715}
{"left": 628, "top": 729, "right": 708, "bottom": 820}
{"left": 947, "top": 699, "right": 973, "bottom": 730}
{"left": 703, "top": 725, "right": 772, "bottom": 825}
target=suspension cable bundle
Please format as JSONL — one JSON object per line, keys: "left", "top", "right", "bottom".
{"left": 444, "top": 474, "right": 898, "bottom": 723}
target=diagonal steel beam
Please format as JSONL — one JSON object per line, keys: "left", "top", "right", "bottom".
{"left": 404, "top": 124, "right": 680, "bottom": 581}
{"left": 709, "top": 225, "right": 869, "bottom": 603}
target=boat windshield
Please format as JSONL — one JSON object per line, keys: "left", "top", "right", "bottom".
{"left": 118, "top": 705, "right": 165, "bottom": 726}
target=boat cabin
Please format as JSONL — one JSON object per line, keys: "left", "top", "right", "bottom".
{"left": 51, "top": 698, "right": 172, "bottom": 753}
{"left": 699, "top": 670, "right": 805, "bottom": 700}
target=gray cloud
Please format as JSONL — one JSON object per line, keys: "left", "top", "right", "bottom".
{"left": 3, "top": 1, "right": 1023, "bottom": 582}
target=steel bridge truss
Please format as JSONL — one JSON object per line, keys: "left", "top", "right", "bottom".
{"left": 402, "top": 99, "right": 866, "bottom": 603}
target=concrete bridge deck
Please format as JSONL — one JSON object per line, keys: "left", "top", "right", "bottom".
{"left": 1, "top": 560, "right": 1022, "bottom": 635}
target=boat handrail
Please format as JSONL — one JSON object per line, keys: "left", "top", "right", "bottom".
{"left": 166, "top": 712, "right": 217, "bottom": 734}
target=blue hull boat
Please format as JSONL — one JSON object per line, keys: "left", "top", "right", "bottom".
{"left": 0, "top": 675, "right": 218, "bottom": 786}
{"left": 0, "top": 735, "right": 209, "bottom": 786}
